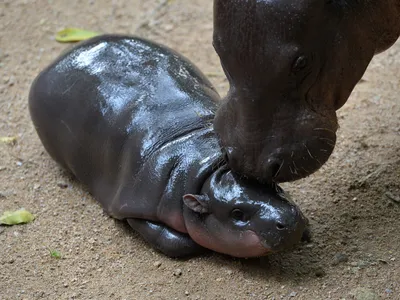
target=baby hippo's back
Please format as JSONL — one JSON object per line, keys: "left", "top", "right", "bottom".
{"left": 29, "top": 35, "right": 220, "bottom": 191}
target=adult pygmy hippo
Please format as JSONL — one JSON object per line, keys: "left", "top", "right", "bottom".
{"left": 29, "top": 35, "right": 308, "bottom": 258}
{"left": 212, "top": 0, "right": 400, "bottom": 183}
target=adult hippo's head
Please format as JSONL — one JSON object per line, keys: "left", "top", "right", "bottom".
{"left": 212, "top": 0, "right": 400, "bottom": 183}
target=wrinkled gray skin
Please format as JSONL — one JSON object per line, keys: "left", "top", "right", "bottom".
{"left": 213, "top": 0, "right": 400, "bottom": 183}
{"left": 29, "top": 35, "right": 308, "bottom": 258}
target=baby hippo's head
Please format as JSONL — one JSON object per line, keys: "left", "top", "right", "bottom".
{"left": 182, "top": 169, "right": 307, "bottom": 258}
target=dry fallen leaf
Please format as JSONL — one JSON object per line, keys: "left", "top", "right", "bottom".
{"left": 0, "top": 136, "right": 17, "bottom": 145}
{"left": 0, "top": 208, "right": 35, "bottom": 225}
{"left": 55, "top": 28, "right": 101, "bottom": 43}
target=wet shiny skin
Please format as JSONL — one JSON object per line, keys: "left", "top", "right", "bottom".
{"left": 29, "top": 35, "right": 307, "bottom": 258}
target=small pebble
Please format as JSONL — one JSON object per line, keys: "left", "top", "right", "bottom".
{"left": 36, "top": 291, "right": 45, "bottom": 298}
{"left": 385, "top": 192, "right": 400, "bottom": 204}
{"left": 350, "top": 246, "right": 359, "bottom": 253}
{"left": 350, "top": 287, "right": 378, "bottom": 300}
{"left": 332, "top": 253, "right": 349, "bottom": 265}
{"left": 4, "top": 76, "right": 14, "bottom": 86}
{"left": 289, "top": 291, "right": 297, "bottom": 297}
{"left": 63, "top": 283, "right": 69, "bottom": 288}
{"left": 356, "top": 260, "right": 370, "bottom": 268}
{"left": 153, "top": 261, "right": 162, "bottom": 268}
{"left": 57, "top": 182, "right": 69, "bottom": 189}
{"left": 163, "top": 24, "right": 174, "bottom": 32}
{"left": 185, "top": 291, "right": 189, "bottom": 296}
{"left": 378, "top": 259, "right": 388, "bottom": 264}
{"left": 315, "top": 268, "right": 326, "bottom": 277}
{"left": 385, "top": 288, "right": 393, "bottom": 294}
{"left": 173, "top": 269, "right": 182, "bottom": 277}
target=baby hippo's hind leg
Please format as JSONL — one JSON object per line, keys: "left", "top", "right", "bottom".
{"left": 126, "top": 219, "right": 206, "bottom": 258}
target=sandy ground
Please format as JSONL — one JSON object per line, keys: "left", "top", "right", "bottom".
{"left": 0, "top": 1, "right": 399, "bottom": 299}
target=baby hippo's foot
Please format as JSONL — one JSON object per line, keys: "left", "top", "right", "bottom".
{"left": 126, "top": 218, "right": 206, "bottom": 258}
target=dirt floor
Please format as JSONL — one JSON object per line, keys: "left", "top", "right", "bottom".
{"left": 0, "top": 0, "right": 399, "bottom": 299}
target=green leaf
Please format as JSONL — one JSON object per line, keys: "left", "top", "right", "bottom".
{"left": 49, "top": 249, "right": 62, "bottom": 259}
{"left": 0, "top": 136, "right": 17, "bottom": 145}
{"left": 55, "top": 28, "right": 101, "bottom": 43}
{"left": 0, "top": 208, "right": 35, "bottom": 225}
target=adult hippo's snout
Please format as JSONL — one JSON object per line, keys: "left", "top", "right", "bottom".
{"left": 217, "top": 97, "right": 338, "bottom": 183}
{"left": 213, "top": 0, "right": 399, "bottom": 183}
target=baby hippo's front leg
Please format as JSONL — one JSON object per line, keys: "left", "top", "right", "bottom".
{"left": 126, "top": 219, "right": 206, "bottom": 258}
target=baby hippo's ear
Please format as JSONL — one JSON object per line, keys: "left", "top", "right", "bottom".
{"left": 183, "top": 194, "right": 210, "bottom": 214}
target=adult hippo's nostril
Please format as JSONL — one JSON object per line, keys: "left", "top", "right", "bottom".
{"left": 276, "top": 222, "right": 286, "bottom": 230}
{"left": 255, "top": 159, "right": 283, "bottom": 183}
{"left": 270, "top": 161, "right": 284, "bottom": 180}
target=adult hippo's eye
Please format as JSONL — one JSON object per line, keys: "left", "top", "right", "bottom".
{"left": 292, "top": 55, "right": 308, "bottom": 73}
{"left": 231, "top": 208, "right": 248, "bottom": 223}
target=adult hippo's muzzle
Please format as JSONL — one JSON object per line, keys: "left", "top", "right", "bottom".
{"left": 215, "top": 95, "right": 338, "bottom": 183}
{"left": 212, "top": 0, "right": 399, "bottom": 183}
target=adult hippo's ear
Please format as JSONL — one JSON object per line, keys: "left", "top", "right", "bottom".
{"left": 183, "top": 194, "right": 210, "bottom": 214}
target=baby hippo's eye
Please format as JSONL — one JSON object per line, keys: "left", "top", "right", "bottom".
{"left": 231, "top": 208, "right": 248, "bottom": 223}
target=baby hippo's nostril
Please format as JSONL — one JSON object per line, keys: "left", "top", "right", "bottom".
{"left": 276, "top": 222, "right": 286, "bottom": 230}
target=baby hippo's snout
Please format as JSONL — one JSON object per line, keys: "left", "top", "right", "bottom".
{"left": 257, "top": 204, "right": 308, "bottom": 252}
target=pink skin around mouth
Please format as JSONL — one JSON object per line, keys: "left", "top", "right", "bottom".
{"left": 187, "top": 226, "right": 272, "bottom": 258}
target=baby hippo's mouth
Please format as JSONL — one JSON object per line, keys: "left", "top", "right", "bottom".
{"left": 230, "top": 225, "right": 308, "bottom": 258}
{"left": 227, "top": 230, "right": 273, "bottom": 258}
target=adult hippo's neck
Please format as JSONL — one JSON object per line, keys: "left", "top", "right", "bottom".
{"left": 364, "top": 0, "right": 400, "bottom": 54}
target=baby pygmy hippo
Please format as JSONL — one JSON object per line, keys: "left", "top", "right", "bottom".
{"left": 29, "top": 35, "right": 307, "bottom": 258}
